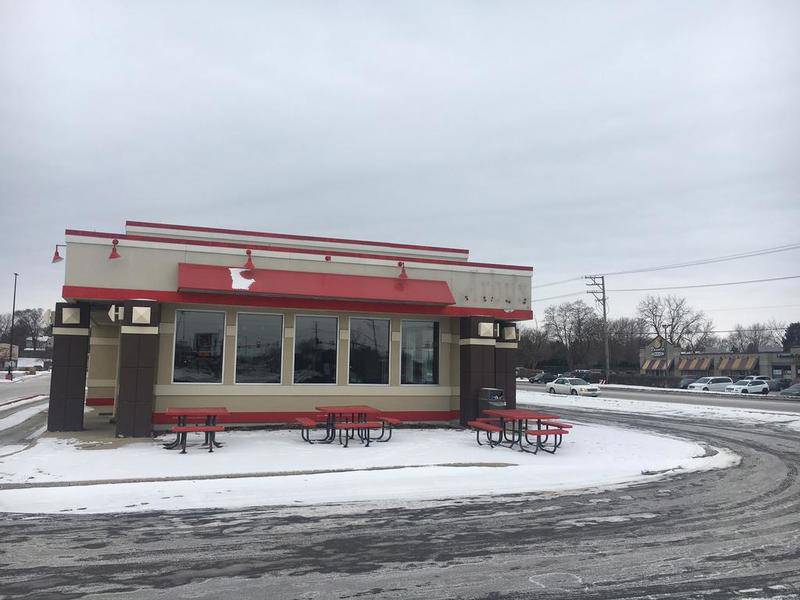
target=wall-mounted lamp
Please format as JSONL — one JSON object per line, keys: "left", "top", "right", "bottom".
{"left": 244, "top": 249, "right": 255, "bottom": 270}
{"left": 397, "top": 261, "right": 408, "bottom": 280}
{"left": 108, "top": 239, "right": 121, "bottom": 260}
{"left": 51, "top": 244, "right": 66, "bottom": 263}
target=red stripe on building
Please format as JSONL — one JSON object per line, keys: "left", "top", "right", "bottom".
{"left": 64, "top": 229, "right": 533, "bottom": 272}
{"left": 178, "top": 263, "right": 456, "bottom": 305}
{"left": 62, "top": 285, "right": 534, "bottom": 320}
{"left": 126, "top": 220, "right": 470, "bottom": 255}
{"left": 86, "top": 397, "right": 114, "bottom": 406}
{"left": 152, "top": 410, "right": 459, "bottom": 425}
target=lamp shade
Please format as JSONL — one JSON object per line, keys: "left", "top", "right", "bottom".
{"left": 108, "top": 239, "right": 121, "bottom": 260}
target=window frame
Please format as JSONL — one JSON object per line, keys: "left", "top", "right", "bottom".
{"left": 399, "top": 318, "right": 441, "bottom": 386}
{"left": 233, "top": 311, "right": 284, "bottom": 385}
{"left": 347, "top": 316, "right": 391, "bottom": 386}
{"left": 171, "top": 308, "right": 227, "bottom": 385}
{"left": 292, "top": 314, "right": 340, "bottom": 385}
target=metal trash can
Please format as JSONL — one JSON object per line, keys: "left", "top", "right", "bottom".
{"left": 478, "top": 387, "right": 506, "bottom": 417}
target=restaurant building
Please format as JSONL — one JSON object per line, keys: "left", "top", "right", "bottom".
{"left": 47, "top": 221, "right": 533, "bottom": 436}
{"left": 639, "top": 337, "right": 799, "bottom": 380}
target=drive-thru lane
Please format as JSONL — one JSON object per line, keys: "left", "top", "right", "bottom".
{"left": 1, "top": 387, "right": 799, "bottom": 599}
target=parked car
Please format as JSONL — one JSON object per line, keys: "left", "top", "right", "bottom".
{"left": 768, "top": 378, "right": 794, "bottom": 391}
{"left": 725, "top": 379, "right": 770, "bottom": 394}
{"left": 679, "top": 376, "right": 699, "bottom": 389}
{"left": 530, "top": 373, "right": 557, "bottom": 384}
{"left": 547, "top": 377, "right": 600, "bottom": 397}
{"left": 687, "top": 377, "right": 733, "bottom": 392}
{"left": 779, "top": 383, "right": 800, "bottom": 398}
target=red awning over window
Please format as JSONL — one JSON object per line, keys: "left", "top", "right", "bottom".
{"left": 177, "top": 263, "right": 456, "bottom": 306}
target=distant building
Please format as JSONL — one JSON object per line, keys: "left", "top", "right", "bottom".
{"left": 640, "top": 337, "right": 799, "bottom": 380}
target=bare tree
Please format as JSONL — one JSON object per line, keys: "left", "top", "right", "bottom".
{"left": 17, "top": 309, "right": 46, "bottom": 350}
{"left": 726, "top": 321, "right": 784, "bottom": 353}
{"left": 607, "top": 317, "right": 648, "bottom": 367}
{"left": 636, "top": 295, "right": 713, "bottom": 350}
{"left": 543, "top": 300, "right": 600, "bottom": 369}
{"left": 517, "top": 326, "right": 549, "bottom": 369}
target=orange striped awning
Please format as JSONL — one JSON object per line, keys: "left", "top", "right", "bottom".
{"left": 678, "top": 356, "right": 712, "bottom": 371}
{"left": 731, "top": 357, "right": 744, "bottom": 371}
{"left": 642, "top": 359, "right": 653, "bottom": 370}
{"left": 718, "top": 356, "right": 732, "bottom": 370}
{"left": 743, "top": 356, "right": 758, "bottom": 371}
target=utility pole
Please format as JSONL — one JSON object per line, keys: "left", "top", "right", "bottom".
{"left": 586, "top": 275, "right": 610, "bottom": 383}
{"left": 5, "top": 273, "right": 19, "bottom": 380}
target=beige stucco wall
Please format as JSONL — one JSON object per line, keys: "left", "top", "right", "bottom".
{"left": 86, "top": 317, "right": 119, "bottom": 403}
{"left": 64, "top": 238, "right": 531, "bottom": 314}
{"left": 152, "top": 303, "right": 460, "bottom": 418}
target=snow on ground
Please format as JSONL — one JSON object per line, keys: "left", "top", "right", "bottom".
{"left": 0, "top": 397, "right": 48, "bottom": 433}
{"left": 518, "top": 389, "right": 800, "bottom": 428}
{"left": 0, "top": 423, "right": 736, "bottom": 514}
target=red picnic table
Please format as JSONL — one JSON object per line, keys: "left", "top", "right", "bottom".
{"left": 313, "top": 405, "right": 392, "bottom": 446}
{"left": 163, "top": 407, "right": 230, "bottom": 451}
{"left": 481, "top": 408, "right": 569, "bottom": 454}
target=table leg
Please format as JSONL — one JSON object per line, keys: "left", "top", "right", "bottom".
{"left": 211, "top": 415, "right": 223, "bottom": 448}
{"left": 163, "top": 416, "right": 185, "bottom": 449}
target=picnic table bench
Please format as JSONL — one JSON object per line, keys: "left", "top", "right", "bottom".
{"left": 469, "top": 408, "right": 571, "bottom": 454}
{"left": 295, "top": 405, "right": 398, "bottom": 446}
{"left": 163, "top": 407, "right": 229, "bottom": 453}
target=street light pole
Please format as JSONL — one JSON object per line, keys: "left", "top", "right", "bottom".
{"left": 5, "top": 272, "right": 19, "bottom": 380}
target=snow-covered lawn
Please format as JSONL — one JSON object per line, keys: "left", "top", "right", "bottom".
{"left": 0, "top": 422, "right": 735, "bottom": 514}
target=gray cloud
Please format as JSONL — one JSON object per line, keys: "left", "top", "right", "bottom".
{"left": 1, "top": 0, "right": 798, "bottom": 329}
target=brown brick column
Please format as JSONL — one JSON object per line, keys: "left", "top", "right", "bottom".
{"left": 47, "top": 303, "right": 91, "bottom": 431}
{"left": 495, "top": 322, "right": 519, "bottom": 408}
{"left": 115, "top": 301, "right": 160, "bottom": 438}
{"left": 459, "top": 317, "right": 497, "bottom": 425}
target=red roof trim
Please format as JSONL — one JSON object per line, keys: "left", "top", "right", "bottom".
{"left": 126, "top": 220, "right": 470, "bottom": 255}
{"left": 178, "top": 263, "right": 456, "bottom": 306}
{"left": 62, "top": 285, "right": 533, "bottom": 320}
{"left": 64, "top": 229, "right": 534, "bottom": 272}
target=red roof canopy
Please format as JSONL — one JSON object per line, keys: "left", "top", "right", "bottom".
{"left": 177, "top": 263, "right": 456, "bottom": 306}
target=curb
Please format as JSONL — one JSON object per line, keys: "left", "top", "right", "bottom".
{"left": 0, "top": 461, "right": 514, "bottom": 491}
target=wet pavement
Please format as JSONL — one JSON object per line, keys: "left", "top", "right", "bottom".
{"left": 1, "top": 404, "right": 799, "bottom": 599}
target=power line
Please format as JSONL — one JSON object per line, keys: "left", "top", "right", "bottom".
{"left": 535, "top": 276, "right": 585, "bottom": 289}
{"left": 531, "top": 291, "right": 585, "bottom": 303}
{"left": 607, "top": 274, "right": 800, "bottom": 292}
{"left": 703, "top": 303, "right": 800, "bottom": 312}
{"left": 598, "top": 242, "right": 800, "bottom": 277}
{"left": 535, "top": 241, "right": 800, "bottom": 288}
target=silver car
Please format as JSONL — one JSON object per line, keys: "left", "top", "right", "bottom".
{"left": 687, "top": 376, "right": 733, "bottom": 392}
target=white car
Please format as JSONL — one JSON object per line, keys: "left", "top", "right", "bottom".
{"left": 687, "top": 376, "right": 733, "bottom": 392}
{"left": 726, "top": 379, "right": 769, "bottom": 394}
{"left": 742, "top": 375, "right": 771, "bottom": 383}
{"left": 548, "top": 377, "right": 599, "bottom": 397}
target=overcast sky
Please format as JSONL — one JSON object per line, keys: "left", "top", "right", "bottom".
{"left": 1, "top": 1, "right": 798, "bottom": 332}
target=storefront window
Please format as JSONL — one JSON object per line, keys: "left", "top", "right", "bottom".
{"left": 294, "top": 316, "right": 338, "bottom": 383}
{"left": 401, "top": 321, "right": 439, "bottom": 384}
{"left": 235, "top": 313, "right": 283, "bottom": 383}
{"left": 349, "top": 318, "right": 390, "bottom": 384}
{"left": 173, "top": 310, "right": 225, "bottom": 383}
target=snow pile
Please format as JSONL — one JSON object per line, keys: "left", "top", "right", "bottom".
{"left": 0, "top": 423, "right": 736, "bottom": 514}
{"left": 518, "top": 389, "right": 800, "bottom": 429}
